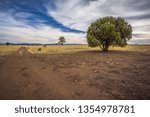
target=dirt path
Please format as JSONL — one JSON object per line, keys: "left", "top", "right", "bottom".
{"left": 0, "top": 47, "right": 76, "bottom": 99}
{"left": 0, "top": 46, "right": 150, "bottom": 99}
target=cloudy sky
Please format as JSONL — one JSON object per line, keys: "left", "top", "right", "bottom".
{"left": 0, "top": 0, "right": 150, "bottom": 44}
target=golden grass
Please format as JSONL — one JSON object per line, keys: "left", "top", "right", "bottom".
{"left": 0, "top": 45, "right": 150, "bottom": 54}
{"left": 0, "top": 45, "right": 21, "bottom": 53}
{"left": 26, "top": 45, "right": 150, "bottom": 54}
{"left": 27, "top": 45, "right": 95, "bottom": 54}
{"left": 110, "top": 45, "right": 150, "bottom": 52}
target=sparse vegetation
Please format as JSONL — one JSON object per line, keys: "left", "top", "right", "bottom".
{"left": 38, "top": 48, "right": 42, "bottom": 51}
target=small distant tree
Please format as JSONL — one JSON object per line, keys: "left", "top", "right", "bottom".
{"left": 87, "top": 16, "right": 132, "bottom": 52}
{"left": 58, "top": 36, "right": 66, "bottom": 45}
{"left": 6, "top": 42, "right": 10, "bottom": 46}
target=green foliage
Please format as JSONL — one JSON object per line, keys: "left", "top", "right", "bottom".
{"left": 87, "top": 16, "right": 132, "bottom": 52}
{"left": 58, "top": 36, "right": 66, "bottom": 45}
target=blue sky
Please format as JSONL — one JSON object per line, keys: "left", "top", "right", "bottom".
{"left": 0, "top": 0, "right": 150, "bottom": 44}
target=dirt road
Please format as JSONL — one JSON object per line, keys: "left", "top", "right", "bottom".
{"left": 0, "top": 46, "right": 150, "bottom": 99}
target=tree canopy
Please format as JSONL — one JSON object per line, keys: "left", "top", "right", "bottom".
{"left": 58, "top": 36, "right": 66, "bottom": 45}
{"left": 87, "top": 16, "right": 132, "bottom": 52}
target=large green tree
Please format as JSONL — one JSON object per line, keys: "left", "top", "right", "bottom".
{"left": 87, "top": 16, "right": 132, "bottom": 52}
{"left": 58, "top": 36, "right": 66, "bottom": 45}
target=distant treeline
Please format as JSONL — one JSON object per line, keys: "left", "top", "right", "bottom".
{"left": 0, "top": 43, "right": 87, "bottom": 46}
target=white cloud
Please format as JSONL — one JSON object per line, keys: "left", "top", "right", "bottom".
{"left": 47, "top": 0, "right": 150, "bottom": 41}
{"left": 47, "top": 0, "right": 105, "bottom": 31}
{"left": 0, "top": 12, "right": 85, "bottom": 44}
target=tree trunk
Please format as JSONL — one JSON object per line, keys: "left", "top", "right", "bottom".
{"left": 102, "top": 45, "right": 109, "bottom": 52}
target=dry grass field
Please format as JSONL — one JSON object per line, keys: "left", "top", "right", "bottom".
{"left": 0, "top": 45, "right": 21, "bottom": 54}
{"left": 0, "top": 45, "right": 150, "bottom": 99}
{"left": 27, "top": 45, "right": 92, "bottom": 53}
{"left": 0, "top": 45, "right": 149, "bottom": 54}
